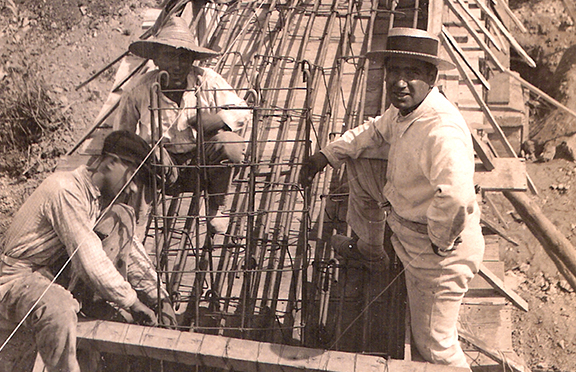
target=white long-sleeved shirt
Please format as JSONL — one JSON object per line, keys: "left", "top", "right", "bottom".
{"left": 322, "top": 87, "right": 479, "bottom": 249}
{"left": 114, "top": 66, "right": 251, "bottom": 154}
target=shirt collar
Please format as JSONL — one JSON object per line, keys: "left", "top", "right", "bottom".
{"left": 76, "top": 165, "right": 101, "bottom": 200}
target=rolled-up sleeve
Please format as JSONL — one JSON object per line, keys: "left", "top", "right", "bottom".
{"left": 127, "top": 238, "right": 169, "bottom": 305}
{"left": 209, "top": 71, "right": 251, "bottom": 133}
{"left": 321, "top": 118, "right": 388, "bottom": 168}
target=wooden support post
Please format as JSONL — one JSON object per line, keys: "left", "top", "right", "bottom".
{"left": 444, "top": 0, "right": 506, "bottom": 72}
{"left": 503, "top": 190, "right": 576, "bottom": 292}
{"left": 491, "top": 0, "right": 528, "bottom": 33}
{"left": 442, "top": 27, "right": 491, "bottom": 91}
{"left": 454, "top": 0, "right": 502, "bottom": 52}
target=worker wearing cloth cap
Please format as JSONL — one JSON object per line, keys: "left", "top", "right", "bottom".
{"left": 0, "top": 131, "right": 176, "bottom": 372}
{"left": 114, "top": 16, "right": 251, "bottom": 235}
{"left": 300, "top": 28, "right": 484, "bottom": 368}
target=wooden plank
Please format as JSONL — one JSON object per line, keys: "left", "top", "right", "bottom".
{"left": 453, "top": 0, "right": 502, "bottom": 51}
{"left": 76, "top": 320, "right": 467, "bottom": 372}
{"left": 491, "top": 0, "right": 528, "bottom": 33}
{"left": 505, "top": 70, "right": 576, "bottom": 121}
{"left": 471, "top": 0, "right": 536, "bottom": 68}
{"left": 474, "top": 157, "right": 527, "bottom": 191}
{"left": 459, "top": 303, "right": 512, "bottom": 351}
{"left": 471, "top": 131, "right": 495, "bottom": 171}
{"left": 468, "top": 262, "right": 504, "bottom": 297}
{"left": 478, "top": 264, "right": 529, "bottom": 312}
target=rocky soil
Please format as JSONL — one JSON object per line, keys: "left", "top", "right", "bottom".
{"left": 1, "top": 0, "right": 576, "bottom": 371}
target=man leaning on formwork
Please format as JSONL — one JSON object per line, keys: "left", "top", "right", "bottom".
{"left": 0, "top": 131, "right": 176, "bottom": 372}
{"left": 299, "top": 28, "right": 485, "bottom": 369}
{"left": 114, "top": 15, "right": 251, "bottom": 235}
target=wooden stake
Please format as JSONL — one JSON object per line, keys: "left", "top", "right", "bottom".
{"left": 503, "top": 190, "right": 576, "bottom": 289}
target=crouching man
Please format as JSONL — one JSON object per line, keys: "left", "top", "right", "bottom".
{"left": 0, "top": 130, "right": 176, "bottom": 372}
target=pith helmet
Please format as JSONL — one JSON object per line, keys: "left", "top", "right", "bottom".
{"left": 129, "top": 16, "right": 220, "bottom": 61}
{"left": 366, "top": 27, "right": 455, "bottom": 70}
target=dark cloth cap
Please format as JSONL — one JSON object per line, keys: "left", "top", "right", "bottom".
{"left": 366, "top": 27, "right": 455, "bottom": 70}
{"left": 102, "top": 130, "right": 154, "bottom": 185}
{"left": 129, "top": 16, "right": 220, "bottom": 61}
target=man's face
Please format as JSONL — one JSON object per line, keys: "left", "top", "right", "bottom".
{"left": 152, "top": 45, "right": 195, "bottom": 89}
{"left": 102, "top": 155, "right": 140, "bottom": 201}
{"left": 385, "top": 57, "right": 436, "bottom": 116}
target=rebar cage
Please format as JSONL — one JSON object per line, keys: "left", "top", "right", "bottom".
{"left": 146, "top": 69, "right": 313, "bottom": 345}
{"left": 136, "top": 0, "right": 426, "bottom": 353}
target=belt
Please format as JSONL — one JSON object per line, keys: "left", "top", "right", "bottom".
{"left": 389, "top": 209, "right": 428, "bottom": 235}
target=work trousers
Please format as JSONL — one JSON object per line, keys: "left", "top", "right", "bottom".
{"left": 345, "top": 158, "right": 388, "bottom": 249}
{"left": 135, "top": 130, "right": 245, "bottom": 239}
{"left": 0, "top": 204, "right": 134, "bottom": 372}
{"left": 387, "top": 211, "right": 484, "bottom": 369}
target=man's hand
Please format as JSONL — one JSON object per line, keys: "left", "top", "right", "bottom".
{"left": 298, "top": 152, "right": 329, "bottom": 188}
{"left": 130, "top": 299, "right": 158, "bottom": 327}
{"left": 158, "top": 299, "right": 178, "bottom": 328}
{"left": 189, "top": 112, "right": 227, "bottom": 135}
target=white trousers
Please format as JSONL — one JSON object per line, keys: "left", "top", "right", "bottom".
{"left": 387, "top": 211, "right": 484, "bottom": 369}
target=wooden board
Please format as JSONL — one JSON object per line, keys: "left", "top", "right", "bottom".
{"left": 75, "top": 320, "right": 468, "bottom": 372}
{"left": 474, "top": 157, "right": 527, "bottom": 191}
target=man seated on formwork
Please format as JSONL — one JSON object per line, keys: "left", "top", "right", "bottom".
{"left": 113, "top": 15, "right": 251, "bottom": 237}
{"left": 300, "top": 28, "right": 484, "bottom": 370}
{"left": 0, "top": 131, "right": 176, "bottom": 372}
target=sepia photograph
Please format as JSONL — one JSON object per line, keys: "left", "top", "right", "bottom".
{"left": 1, "top": 0, "right": 575, "bottom": 371}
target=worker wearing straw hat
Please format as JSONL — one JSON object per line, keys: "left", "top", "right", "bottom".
{"left": 300, "top": 28, "right": 484, "bottom": 369}
{"left": 114, "top": 15, "right": 251, "bottom": 236}
{"left": 0, "top": 131, "right": 176, "bottom": 372}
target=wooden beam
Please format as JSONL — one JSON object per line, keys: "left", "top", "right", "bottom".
{"left": 478, "top": 264, "right": 529, "bottom": 312}
{"left": 440, "top": 33, "right": 538, "bottom": 194}
{"left": 444, "top": 0, "right": 506, "bottom": 72}
{"left": 480, "top": 218, "right": 518, "bottom": 246}
{"left": 442, "top": 27, "right": 491, "bottom": 91}
{"left": 454, "top": 0, "right": 502, "bottom": 52}
{"left": 504, "top": 69, "right": 576, "bottom": 121}
{"left": 76, "top": 320, "right": 467, "bottom": 372}
{"left": 503, "top": 190, "right": 576, "bottom": 291}
{"left": 491, "top": 0, "right": 528, "bottom": 33}
{"left": 471, "top": 0, "right": 536, "bottom": 68}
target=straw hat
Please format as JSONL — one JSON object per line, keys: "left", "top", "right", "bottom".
{"left": 366, "top": 27, "right": 455, "bottom": 70}
{"left": 129, "top": 16, "right": 220, "bottom": 61}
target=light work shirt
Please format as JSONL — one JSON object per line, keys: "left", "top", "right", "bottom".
{"left": 322, "top": 87, "right": 478, "bottom": 250}
{"left": 1, "top": 166, "right": 144, "bottom": 309}
{"left": 114, "top": 66, "right": 251, "bottom": 154}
